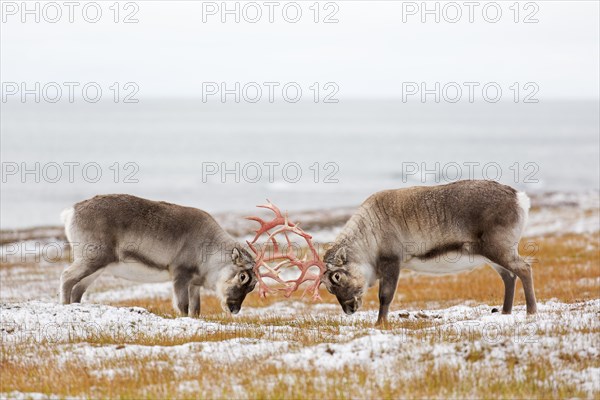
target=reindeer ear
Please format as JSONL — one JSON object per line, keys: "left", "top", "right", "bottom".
{"left": 334, "top": 246, "right": 347, "bottom": 266}
{"left": 231, "top": 247, "right": 242, "bottom": 265}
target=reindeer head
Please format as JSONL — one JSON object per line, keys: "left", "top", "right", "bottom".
{"left": 322, "top": 245, "right": 372, "bottom": 315}
{"left": 217, "top": 245, "right": 257, "bottom": 314}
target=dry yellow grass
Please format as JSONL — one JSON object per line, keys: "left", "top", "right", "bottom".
{"left": 2, "top": 331, "right": 597, "bottom": 399}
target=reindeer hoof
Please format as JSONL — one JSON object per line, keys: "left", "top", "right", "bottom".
{"left": 491, "top": 307, "right": 499, "bottom": 313}
{"left": 375, "top": 319, "right": 389, "bottom": 328}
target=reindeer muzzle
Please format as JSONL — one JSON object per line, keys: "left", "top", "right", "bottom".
{"left": 341, "top": 297, "right": 362, "bottom": 315}
{"left": 227, "top": 303, "right": 241, "bottom": 314}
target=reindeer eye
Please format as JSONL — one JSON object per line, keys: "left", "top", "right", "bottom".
{"left": 239, "top": 272, "right": 249, "bottom": 284}
{"left": 331, "top": 272, "right": 342, "bottom": 284}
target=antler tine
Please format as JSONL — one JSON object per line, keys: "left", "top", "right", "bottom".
{"left": 245, "top": 199, "right": 298, "bottom": 245}
{"left": 246, "top": 239, "right": 258, "bottom": 255}
{"left": 256, "top": 199, "right": 283, "bottom": 217}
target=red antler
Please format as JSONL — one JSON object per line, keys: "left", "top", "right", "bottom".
{"left": 245, "top": 200, "right": 326, "bottom": 300}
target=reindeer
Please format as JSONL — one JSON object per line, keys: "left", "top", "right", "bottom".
{"left": 320, "top": 180, "right": 537, "bottom": 325}
{"left": 59, "top": 194, "right": 257, "bottom": 317}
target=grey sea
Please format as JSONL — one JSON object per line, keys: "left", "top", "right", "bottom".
{"left": 1, "top": 100, "right": 598, "bottom": 229}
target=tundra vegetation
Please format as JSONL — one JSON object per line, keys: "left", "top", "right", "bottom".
{"left": 1, "top": 199, "right": 599, "bottom": 399}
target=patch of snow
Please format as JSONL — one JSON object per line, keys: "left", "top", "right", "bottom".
{"left": 0, "top": 301, "right": 238, "bottom": 344}
{"left": 0, "top": 392, "right": 83, "bottom": 400}
{"left": 525, "top": 205, "right": 599, "bottom": 236}
{"left": 557, "top": 367, "right": 600, "bottom": 394}
{"left": 88, "top": 282, "right": 173, "bottom": 302}
{"left": 176, "top": 380, "right": 201, "bottom": 394}
{"left": 576, "top": 277, "right": 600, "bottom": 287}
{"left": 59, "top": 338, "right": 289, "bottom": 367}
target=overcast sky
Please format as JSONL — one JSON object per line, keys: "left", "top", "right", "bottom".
{"left": 1, "top": 1, "right": 599, "bottom": 100}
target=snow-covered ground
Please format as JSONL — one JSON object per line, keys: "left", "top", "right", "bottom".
{"left": 1, "top": 300, "right": 599, "bottom": 398}
{"left": 6, "top": 299, "right": 598, "bottom": 367}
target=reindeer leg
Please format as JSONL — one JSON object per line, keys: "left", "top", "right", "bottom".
{"left": 376, "top": 257, "right": 400, "bottom": 326}
{"left": 509, "top": 258, "right": 537, "bottom": 314}
{"left": 172, "top": 274, "right": 190, "bottom": 316}
{"left": 60, "top": 261, "right": 104, "bottom": 304}
{"left": 71, "top": 269, "right": 104, "bottom": 303}
{"left": 486, "top": 251, "right": 537, "bottom": 315}
{"left": 491, "top": 264, "right": 517, "bottom": 314}
{"left": 188, "top": 283, "right": 201, "bottom": 318}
